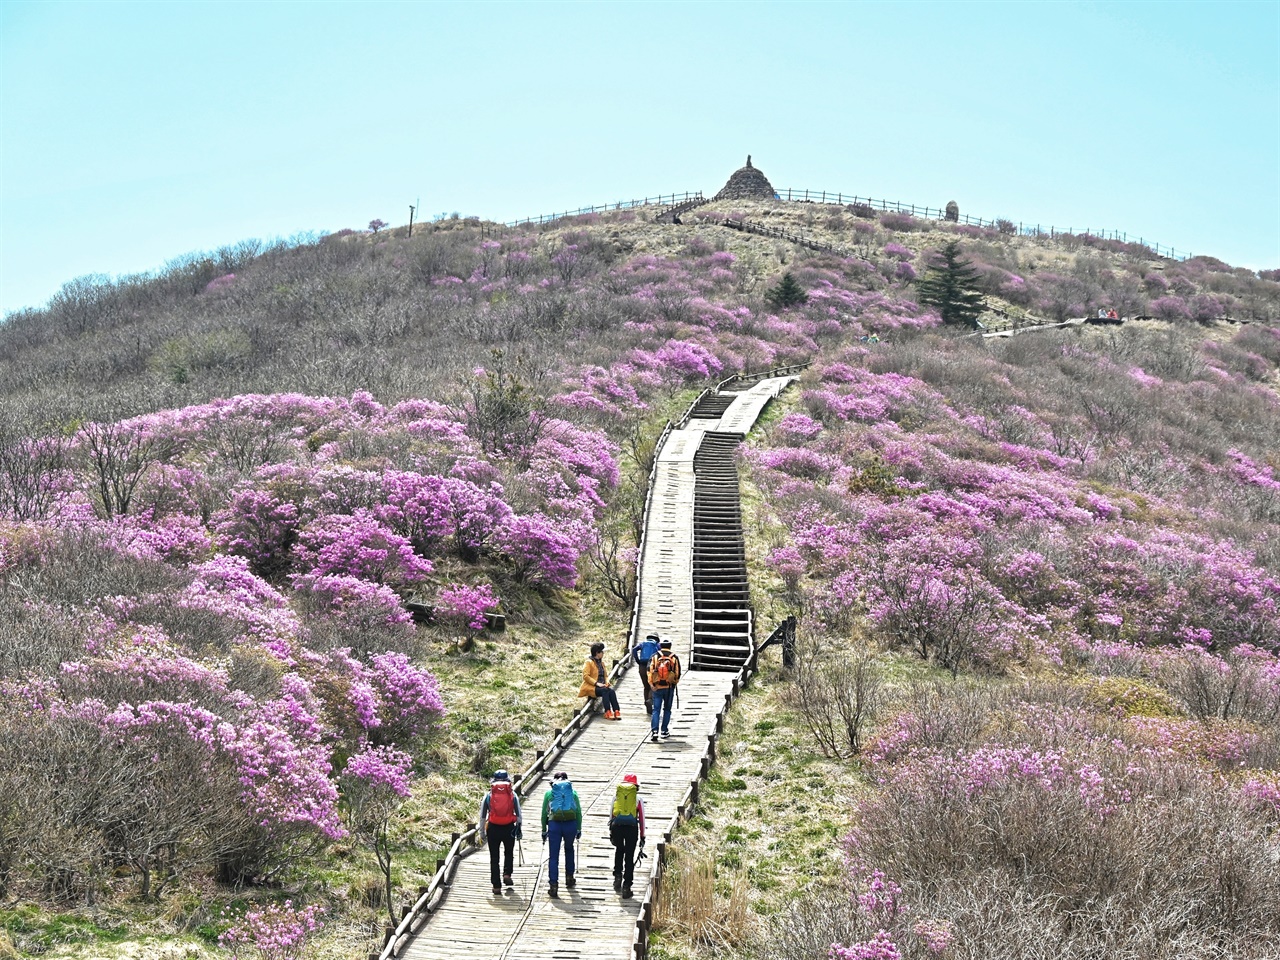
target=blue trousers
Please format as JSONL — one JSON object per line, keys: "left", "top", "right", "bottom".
{"left": 547, "top": 820, "right": 576, "bottom": 885}
{"left": 651, "top": 687, "right": 674, "bottom": 735}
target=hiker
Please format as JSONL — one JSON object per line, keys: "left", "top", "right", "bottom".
{"left": 631, "top": 632, "right": 662, "bottom": 713}
{"left": 609, "top": 773, "right": 647, "bottom": 898}
{"left": 648, "top": 638, "right": 682, "bottom": 742}
{"left": 580, "top": 641, "right": 622, "bottom": 719}
{"left": 541, "top": 771, "right": 582, "bottom": 897}
{"left": 477, "top": 769, "right": 522, "bottom": 895}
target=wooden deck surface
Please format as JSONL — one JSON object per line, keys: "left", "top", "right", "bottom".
{"left": 400, "top": 378, "right": 793, "bottom": 960}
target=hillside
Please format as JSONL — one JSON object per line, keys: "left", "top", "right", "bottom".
{"left": 1, "top": 176, "right": 1279, "bottom": 960}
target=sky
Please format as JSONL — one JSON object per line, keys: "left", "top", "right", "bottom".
{"left": 1, "top": 0, "right": 1277, "bottom": 316}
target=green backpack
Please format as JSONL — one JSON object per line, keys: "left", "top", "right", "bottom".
{"left": 612, "top": 782, "right": 638, "bottom": 825}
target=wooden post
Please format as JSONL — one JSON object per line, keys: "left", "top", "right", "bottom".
{"left": 408, "top": 205, "right": 415, "bottom": 239}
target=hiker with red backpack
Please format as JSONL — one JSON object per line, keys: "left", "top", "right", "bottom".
{"left": 540, "top": 771, "right": 582, "bottom": 898}
{"left": 478, "top": 770, "right": 523, "bottom": 895}
{"left": 609, "top": 773, "right": 646, "bottom": 898}
{"left": 579, "top": 641, "right": 622, "bottom": 720}
{"left": 648, "top": 638, "right": 681, "bottom": 742}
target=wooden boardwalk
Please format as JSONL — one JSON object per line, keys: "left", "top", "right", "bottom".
{"left": 393, "top": 375, "right": 797, "bottom": 960}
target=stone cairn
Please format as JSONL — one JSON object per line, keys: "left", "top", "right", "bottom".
{"left": 713, "top": 155, "right": 777, "bottom": 201}
{"left": 945, "top": 200, "right": 959, "bottom": 222}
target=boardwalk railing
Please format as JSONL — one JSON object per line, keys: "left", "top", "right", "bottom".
{"left": 627, "top": 419, "right": 675, "bottom": 649}
{"left": 505, "top": 192, "right": 704, "bottom": 228}
{"left": 499, "top": 185, "right": 1192, "bottom": 262}
{"left": 772, "top": 187, "right": 1193, "bottom": 261}
{"left": 717, "top": 362, "right": 810, "bottom": 392}
{"left": 714, "top": 215, "right": 848, "bottom": 257}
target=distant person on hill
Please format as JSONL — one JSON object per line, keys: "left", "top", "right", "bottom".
{"left": 648, "top": 639, "right": 682, "bottom": 742}
{"left": 1107, "top": 308, "right": 1118, "bottom": 320}
{"left": 1098, "top": 307, "right": 1108, "bottom": 319}
{"left": 580, "top": 641, "right": 622, "bottom": 719}
{"left": 541, "top": 771, "right": 582, "bottom": 898}
{"left": 477, "top": 770, "right": 522, "bottom": 895}
{"left": 609, "top": 773, "right": 646, "bottom": 898}
{"left": 631, "top": 632, "right": 662, "bottom": 714}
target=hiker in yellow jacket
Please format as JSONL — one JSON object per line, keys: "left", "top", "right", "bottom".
{"left": 579, "top": 641, "right": 622, "bottom": 719}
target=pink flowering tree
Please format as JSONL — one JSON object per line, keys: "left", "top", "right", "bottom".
{"left": 340, "top": 745, "right": 413, "bottom": 923}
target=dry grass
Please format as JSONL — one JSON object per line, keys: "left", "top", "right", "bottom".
{"left": 654, "top": 851, "right": 752, "bottom": 951}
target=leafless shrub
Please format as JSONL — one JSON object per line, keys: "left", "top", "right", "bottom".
{"left": 782, "top": 634, "right": 882, "bottom": 757}
{"left": 1157, "top": 648, "right": 1280, "bottom": 725}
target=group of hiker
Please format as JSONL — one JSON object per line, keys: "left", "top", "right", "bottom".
{"left": 477, "top": 631, "right": 681, "bottom": 900}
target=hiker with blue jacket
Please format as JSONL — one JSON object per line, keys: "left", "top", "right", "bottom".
{"left": 609, "top": 772, "right": 646, "bottom": 898}
{"left": 540, "top": 771, "right": 582, "bottom": 897}
{"left": 631, "top": 632, "right": 662, "bottom": 714}
{"left": 477, "top": 769, "right": 522, "bottom": 895}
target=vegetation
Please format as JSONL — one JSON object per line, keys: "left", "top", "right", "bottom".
{"left": 0, "top": 189, "right": 1277, "bottom": 958}
{"left": 913, "top": 240, "right": 985, "bottom": 329}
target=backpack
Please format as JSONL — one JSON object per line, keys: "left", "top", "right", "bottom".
{"left": 549, "top": 780, "right": 576, "bottom": 821}
{"left": 488, "top": 782, "right": 516, "bottom": 826}
{"left": 637, "top": 638, "right": 660, "bottom": 663}
{"left": 611, "top": 783, "right": 638, "bottom": 825}
{"left": 650, "top": 651, "right": 680, "bottom": 689}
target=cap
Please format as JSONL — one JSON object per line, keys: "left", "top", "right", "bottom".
{"left": 646, "top": 633, "right": 659, "bottom": 641}
{"left": 590, "top": 642, "right": 606, "bottom": 655}
{"left": 553, "top": 771, "right": 569, "bottom": 781}
{"left": 659, "top": 639, "right": 673, "bottom": 648}
{"left": 492, "top": 769, "right": 509, "bottom": 782}
{"left": 623, "top": 773, "right": 639, "bottom": 786}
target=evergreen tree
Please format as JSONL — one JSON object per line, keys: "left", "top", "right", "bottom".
{"left": 915, "top": 240, "right": 986, "bottom": 329}
{"left": 765, "top": 272, "right": 808, "bottom": 310}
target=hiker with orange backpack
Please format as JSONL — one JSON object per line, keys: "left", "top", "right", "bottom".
{"left": 580, "top": 641, "right": 622, "bottom": 719}
{"left": 648, "top": 638, "right": 681, "bottom": 742}
{"left": 478, "top": 769, "right": 523, "bottom": 895}
{"left": 609, "top": 773, "right": 646, "bottom": 898}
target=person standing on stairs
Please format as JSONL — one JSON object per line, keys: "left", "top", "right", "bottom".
{"left": 649, "top": 639, "right": 682, "bottom": 742}
{"left": 541, "top": 772, "right": 582, "bottom": 898}
{"left": 477, "top": 770, "right": 522, "bottom": 896}
{"left": 631, "top": 632, "right": 662, "bottom": 714}
{"left": 609, "top": 773, "right": 646, "bottom": 898}
{"left": 580, "top": 641, "right": 622, "bottom": 719}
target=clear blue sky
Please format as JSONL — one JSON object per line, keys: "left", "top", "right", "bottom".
{"left": 2, "top": 0, "right": 1277, "bottom": 316}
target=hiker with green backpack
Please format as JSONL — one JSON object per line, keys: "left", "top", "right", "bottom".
{"left": 540, "top": 771, "right": 582, "bottom": 898}
{"left": 649, "top": 638, "right": 682, "bottom": 742}
{"left": 609, "top": 773, "right": 647, "bottom": 898}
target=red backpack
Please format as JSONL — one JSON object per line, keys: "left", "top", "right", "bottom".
{"left": 489, "top": 782, "right": 517, "bottom": 825}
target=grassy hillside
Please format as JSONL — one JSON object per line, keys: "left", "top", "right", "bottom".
{"left": 1, "top": 197, "right": 1278, "bottom": 959}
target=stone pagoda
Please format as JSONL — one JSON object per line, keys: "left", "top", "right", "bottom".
{"left": 713, "top": 155, "right": 777, "bottom": 201}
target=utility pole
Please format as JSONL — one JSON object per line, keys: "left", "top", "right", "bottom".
{"left": 408, "top": 204, "right": 415, "bottom": 239}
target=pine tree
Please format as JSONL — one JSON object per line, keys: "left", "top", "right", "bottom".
{"left": 915, "top": 240, "right": 986, "bottom": 329}
{"left": 765, "top": 271, "right": 808, "bottom": 310}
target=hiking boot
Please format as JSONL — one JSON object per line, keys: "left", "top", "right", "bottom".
{"left": 548, "top": 884, "right": 559, "bottom": 898}
{"left": 603, "top": 710, "right": 615, "bottom": 720}
{"left": 503, "top": 874, "right": 513, "bottom": 887}
{"left": 651, "top": 731, "right": 659, "bottom": 743}
{"left": 492, "top": 884, "right": 502, "bottom": 895}
{"left": 565, "top": 873, "right": 576, "bottom": 889}
{"left": 612, "top": 711, "right": 623, "bottom": 721}
{"left": 622, "top": 885, "right": 633, "bottom": 898}
{"left": 613, "top": 876, "right": 622, "bottom": 891}
{"left": 660, "top": 730, "right": 671, "bottom": 740}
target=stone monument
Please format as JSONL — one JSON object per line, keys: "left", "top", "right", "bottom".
{"left": 714, "top": 155, "right": 777, "bottom": 201}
